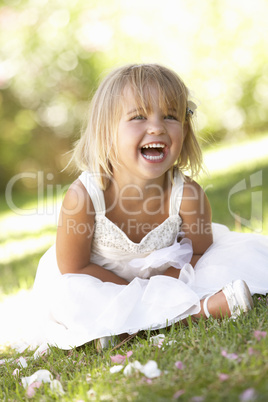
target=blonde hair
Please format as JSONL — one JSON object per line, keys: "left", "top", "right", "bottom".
{"left": 72, "top": 64, "right": 203, "bottom": 189}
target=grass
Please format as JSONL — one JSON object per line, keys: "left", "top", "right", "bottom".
{"left": 0, "top": 140, "right": 268, "bottom": 401}
{"left": 200, "top": 162, "right": 268, "bottom": 235}
{"left": 0, "top": 305, "right": 268, "bottom": 401}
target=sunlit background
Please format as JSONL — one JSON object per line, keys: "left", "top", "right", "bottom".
{"left": 0, "top": 0, "right": 268, "bottom": 297}
{"left": 1, "top": 0, "right": 268, "bottom": 188}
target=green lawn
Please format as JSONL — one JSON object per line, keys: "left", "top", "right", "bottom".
{"left": 200, "top": 161, "right": 268, "bottom": 235}
{"left": 0, "top": 142, "right": 267, "bottom": 401}
{"left": 0, "top": 306, "right": 267, "bottom": 401}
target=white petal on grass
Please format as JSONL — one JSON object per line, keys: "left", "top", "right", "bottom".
{"left": 123, "top": 361, "right": 143, "bottom": 376}
{"left": 110, "top": 365, "right": 124, "bottom": 374}
{"left": 87, "top": 389, "right": 96, "bottom": 398}
{"left": 123, "top": 360, "right": 161, "bottom": 379}
{"left": 86, "top": 373, "right": 92, "bottom": 383}
{"left": 50, "top": 379, "right": 65, "bottom": 395}
{"left": 21, "top": 369, "right": 53, "bottom": 388}
{"left": 140, "top": 360, "right": 162, "bottom": 379}
{"left": 17, "top": 357, "right": 28, "bottom": 368}
{"left": 149, "top": 334, "right": 165, "bottom": 346}
{"left": 166, "top": 340, "right": 178, "bottom": 346}
{"left": 33, "top": 342, "right": 50, "bottom": 359}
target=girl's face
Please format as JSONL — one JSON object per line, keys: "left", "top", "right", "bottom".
{"left": 113, "top": 85, "right": 186, "bottom": 184}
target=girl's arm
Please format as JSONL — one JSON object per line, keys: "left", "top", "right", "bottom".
{"left": 56, "top": 180, "right": 129, "bottom": 285}
{"left": 180, "top": 180, "right": 213, "bottom": 266}
{"left": 163, "top": 180, "right": 213, "bottom": 279}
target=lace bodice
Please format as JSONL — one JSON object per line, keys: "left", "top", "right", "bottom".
{"left": 92, "top": 214, "right": 182, "bottom": 257}
{"left": 79, "top": 171, "right": 184, "bottom": 261}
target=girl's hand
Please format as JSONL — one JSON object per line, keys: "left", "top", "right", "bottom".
{"left": 163, "top": 266, "right": 181, "bottom": 279}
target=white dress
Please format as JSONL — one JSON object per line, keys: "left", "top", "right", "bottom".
{"left": 23, "top": 171, "right": 268, "bottom": 353}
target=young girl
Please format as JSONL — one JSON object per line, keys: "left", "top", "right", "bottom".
{"left": 32, "top": 64, "right": 268, "bottom": 353}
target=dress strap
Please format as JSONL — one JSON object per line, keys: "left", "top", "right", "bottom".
{"left": 169, "top": 169, "right": 184, "bottom": 216}
{"left": 78, "top": 171, "right": 106, "bottom": 215}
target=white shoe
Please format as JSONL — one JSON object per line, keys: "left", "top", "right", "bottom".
{"left": 203, "top": 279, "right": 254, "bottom": 320}
{"left": 222, "top": 279, "right": 254, "bottom": 319}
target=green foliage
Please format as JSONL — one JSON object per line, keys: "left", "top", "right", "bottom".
{"left": 0, "top": 0, "right": 110, "bottom": 191}
{"left": 1, "top": 0, "right": 268, "bottom": 191}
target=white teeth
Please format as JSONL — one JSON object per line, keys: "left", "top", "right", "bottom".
{"left": 142, "top": 143, "right": 165, "bottom": 149}
{"left": 142, "top": 153, "right": 165, "bottom": 161}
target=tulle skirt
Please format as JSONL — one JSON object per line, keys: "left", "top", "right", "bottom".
{"left": 2, "top": 224, "right": 268, "bottom": 355}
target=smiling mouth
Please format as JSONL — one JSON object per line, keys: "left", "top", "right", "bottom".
{"left": 140, "top": 143, "right": 166, "bottom": 161}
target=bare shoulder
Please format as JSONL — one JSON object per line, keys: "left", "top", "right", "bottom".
{"left": 180, "top": 179, "right": 211, "bottom": 217}
{"left": 62, "top": 179, "right": 94, "bottom": 215}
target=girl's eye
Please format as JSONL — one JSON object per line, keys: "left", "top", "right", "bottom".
{"left": 132, "top": 115, "right": 145, "bottom": 120}
{"left": 165, "top": 114, "right": 177, "bottom": 120}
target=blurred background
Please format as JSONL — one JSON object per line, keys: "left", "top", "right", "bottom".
{"left": 0, "top": 0, "right": 268, "bottom": 295}
{"left": 1, "top": 0, "right": 268, "bottom": 190}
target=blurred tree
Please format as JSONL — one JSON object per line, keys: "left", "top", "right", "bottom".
{"left": 0, "top": 0, "right": 111, "bottom": 191}
{"left": 0, "top": 0, "right": 268, "bottom": 192}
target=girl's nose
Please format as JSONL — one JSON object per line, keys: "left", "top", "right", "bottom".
{"left": 146, "top": 118, "right": 165, "bottom": 135}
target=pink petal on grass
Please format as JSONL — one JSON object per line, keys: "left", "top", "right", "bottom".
{"left": 248, "top": 347, "right": 257, "bottom": 356}
{"left": 175, "top": 361, "right": 184, "bottom": 370}
{"left": 254, "top": 330, "right": 267, "bottom": 341}
{"left": 239, "top": 388, "right": 256, "bottom": 401}
{"left": 111, "top": 351, "right": 133, "bottom": 364}
{"left": 26, "top": 381, "right": 42, "bottom": 398}
{"left": 221, "top": 350, "right": 238, "bottom": 360}
{"left": 110, "top": 354, "right": 126, "bottom": 364}
{"left": 157, "top": 339, "right": 165, "bottom": 349}
{"left": 143, "top": 377, "right": 153, "bottom": 384}
{"left": 219, "top": 373, "right": 229, "bottom": 382}
{"left": 173, "top": 389, "right": 185, "bottom": 399}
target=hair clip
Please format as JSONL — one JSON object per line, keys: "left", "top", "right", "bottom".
{"left": 186, "top": 100, "right": 197, "bottom": 117}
